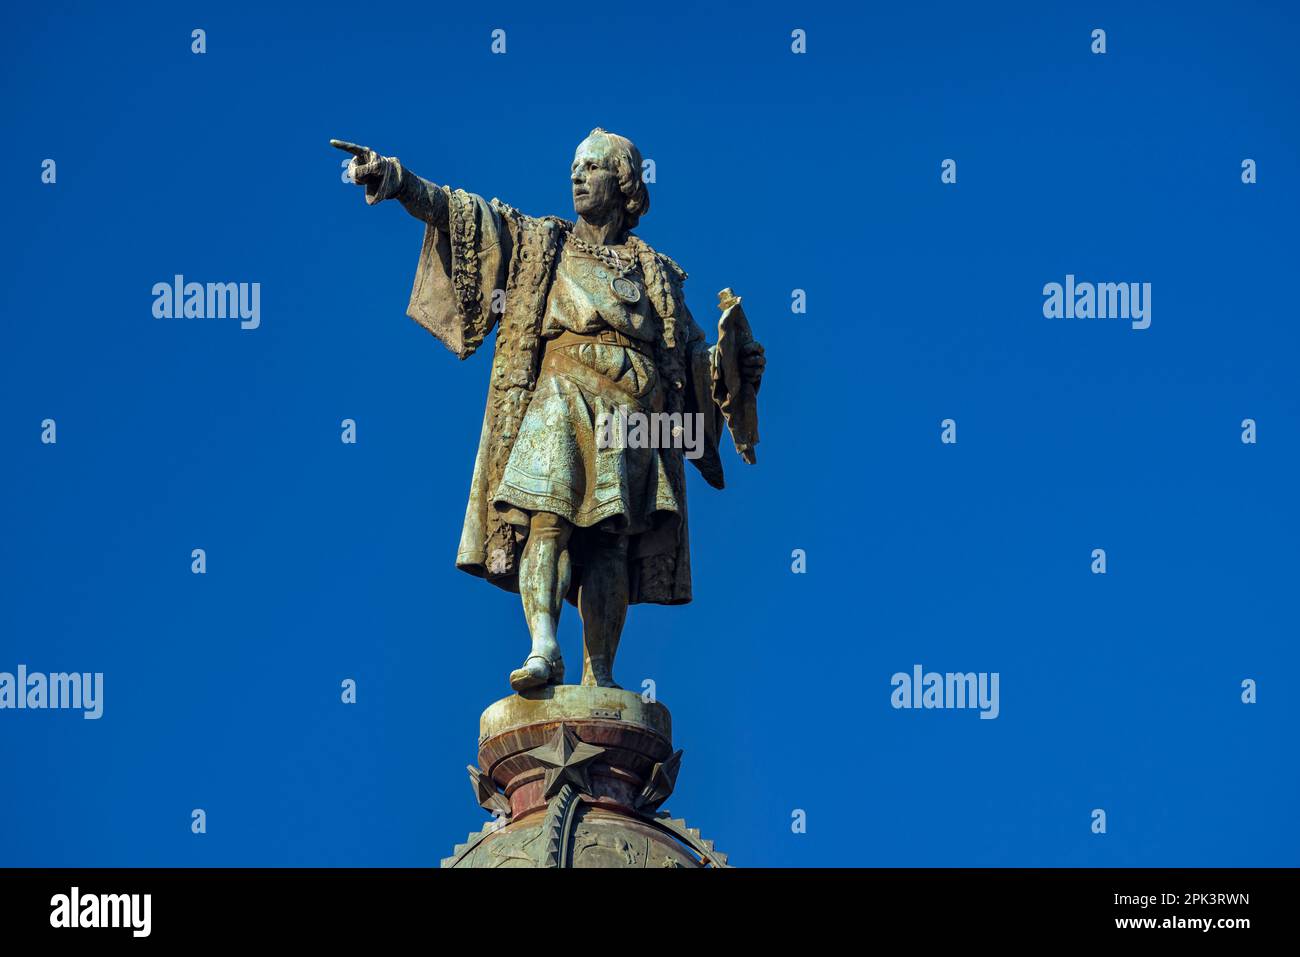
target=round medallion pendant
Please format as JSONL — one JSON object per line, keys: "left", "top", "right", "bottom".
{"left": 610, "top": 276, "right": 641, "bottom": 304}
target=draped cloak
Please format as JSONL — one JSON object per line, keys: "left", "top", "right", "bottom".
{"left": 405, "top": 186, "right": 729, "bottom": 606}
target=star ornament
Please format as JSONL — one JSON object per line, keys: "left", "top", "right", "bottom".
{"left": 526, "top": 724, "right": 606, "bottom": 800}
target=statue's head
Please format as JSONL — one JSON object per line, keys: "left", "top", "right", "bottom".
{"left": 571, "top": 128, "right": 649, "bottom": 231}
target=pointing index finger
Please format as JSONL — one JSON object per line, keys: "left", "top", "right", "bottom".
{"left": 329, "top": 139, "right": 371, "bottom": 158}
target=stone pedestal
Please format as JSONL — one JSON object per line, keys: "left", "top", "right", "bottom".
{"left": 441, "top": 686, "right": 729, "bottom": 868}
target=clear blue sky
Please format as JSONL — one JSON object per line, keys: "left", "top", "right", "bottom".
{"left": 1, "top": 0, "right": 1296, "bottom": 866}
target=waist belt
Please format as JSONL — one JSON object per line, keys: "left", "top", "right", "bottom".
{"left": 547, "top": 326, "right": 654, "bottom": 357}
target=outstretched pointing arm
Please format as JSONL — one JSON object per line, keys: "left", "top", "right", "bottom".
{"left": 330, "top": 139, "right": 449, "bottom": 228}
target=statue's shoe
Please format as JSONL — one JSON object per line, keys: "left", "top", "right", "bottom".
{"left": 509, "top": 654, "right": 564, "bottom": 692}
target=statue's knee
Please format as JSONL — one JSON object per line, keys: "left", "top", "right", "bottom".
{"left": 528, "top": 511, "right": 572, "bottom": 549}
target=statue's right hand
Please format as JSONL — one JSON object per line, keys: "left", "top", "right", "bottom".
{"left": 330, "top": 139, "right": 396, "bottom": 204}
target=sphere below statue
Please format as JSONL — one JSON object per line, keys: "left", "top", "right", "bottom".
{"left": 441, "top": 685, "right": 729, "bottom": 868}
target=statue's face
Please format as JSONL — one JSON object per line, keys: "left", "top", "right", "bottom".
{"left": 571, "top": 137, "right": 622, "bottom": 221}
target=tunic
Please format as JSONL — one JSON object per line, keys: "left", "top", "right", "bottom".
{"left": 493, "top": 242, "right": 683, "bottom": 561}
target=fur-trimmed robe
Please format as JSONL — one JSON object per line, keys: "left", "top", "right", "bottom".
{"left": 406, "top": 187, "right": 728, "bottom": 605}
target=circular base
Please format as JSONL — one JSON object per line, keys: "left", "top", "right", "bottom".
{"left": 478, "top": 686, "right": 672, "bottom": 820}
{"left": 479, "top": 684, "right": 671, "bottom": 742}
{"left": 443, "top": 687, "right": 729, "bottom": 868}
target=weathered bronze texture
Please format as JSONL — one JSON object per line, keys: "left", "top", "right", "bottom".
{"left": 331, "top": 129, "right": 765, "bottom": 693}
{"left": 332, "top": 129, "right": 758, "bottom": 867}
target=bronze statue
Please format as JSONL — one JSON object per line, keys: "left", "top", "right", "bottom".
{"left": 331, "top": 128, "right": 764, "bottom": 693}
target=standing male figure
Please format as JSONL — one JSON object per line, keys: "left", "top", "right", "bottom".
{"left": 333, "top": 128, "right": 765, "bottom": 692}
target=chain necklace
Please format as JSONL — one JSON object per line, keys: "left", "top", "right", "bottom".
{"left": 566, "top": 233, "right": 642, "bottom": 304}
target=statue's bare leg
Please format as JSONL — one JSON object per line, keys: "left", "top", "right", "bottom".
{"left": 511, "top": 511, "right": 572, "bottom": 691}
{"left": 578, "top": 532, "right": 629, "bottom": 688}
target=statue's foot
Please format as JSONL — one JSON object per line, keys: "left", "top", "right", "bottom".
{"left": 510, "top": 654, "right": 564, "bottom": 692}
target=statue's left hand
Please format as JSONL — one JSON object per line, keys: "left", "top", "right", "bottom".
{"left": 740, "top": 340, "right": 765, "bottom": 388}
